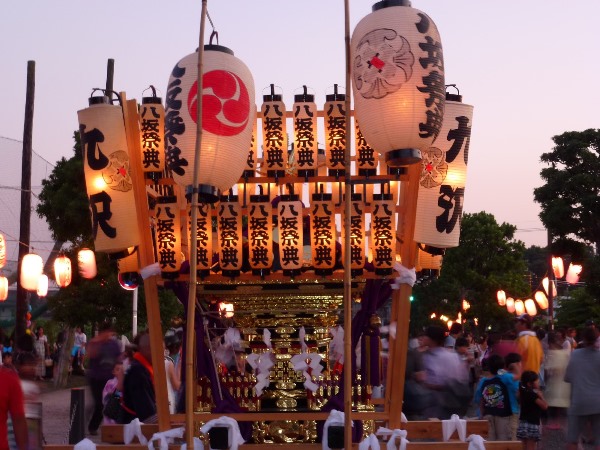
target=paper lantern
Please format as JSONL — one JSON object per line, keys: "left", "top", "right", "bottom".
{"left": 277, "top": 195, "right": 304, "bottom": 275}
{"left": 261, "top": 85, "right": 287, "bottom": 178}
{"left": 165, "top": 45, "right": 256, "bottom": 202}
{"left": 497, "top": 290, "right": 506, "bottom": 306}
{"left": 506, "top": 297, "right": 515, "bottom": 314}
{"left": 371, "top": 187, "right": 397, "bottom": 275}
{"left": 21, "top": 253, "right": 43, "bottom": 291}
{"left": 53, "top": 255, "right": 72, "bottom": 288}
{"left": 542, "top": 276, "right": 557, "bottom": 298}
{"left": 417, "top": 249, "right": 442, "bottom": 272}
{"left": 0, "top": 233, "right": 6, "bottom": 269}
{"left": 292, "top": 86, "right": 318, "bottom": 177}
{"left": 78, "top": 96, "right": 140, "bottom": 257}
{"left": 551, "top": 256, "right": 564, "bottom": 279}
{"left": 36, "top": 274, "right": 48, "bottom": 297}
{"left": 355, "top": 120, "right": 378, "bottom": 176}
{"left": 217, "top": 195, "right": 243, "bottom": 275}
{"left": 310, "top": 191, "right": 336, "bottom": 275}
{"left": 140, "top": 94, "right": 166, "bottom": 178}
{"left": 324, "top": 86, "right": 347, "bottom": 175}
{"left": 462, "top": 299, "right": 470, "bottom": 311}
{"left": 351, "top": 1, "right": 445, "bottom": 167}
{"left": 534, "top": 291, "right": 549, "bottom": 310}
{"left": 0, "top": 276, "right": 8, "bottom": 301}
{"left": 155, "top": 196, "right": 182, "bottom": 279}
{"left": 566, "top": 263, "right": 583, "bottom": 284}
{"left": 189, "top": 203, "right": 214, "bottom": 275}
{"left": 414, "top": 94, "right": 473, "bottom": 249}
{"left": 514, "top": 299, "right": 525, "bottom": 316}
{"left": 219, "top": 302, "right": 234, "bottom": 319}
{"left": 242, "top": 108, "right": 258, "bottom": 178}
{"left": 343, "top": 192, "right": 366, "bottom": 275}
{"left": 248, "top": 192, "right": 273, "bottom": 274}
{"left": 524, "top": 298, "right": 537, "bottom": 316}
{"left": 77, "top": 248, "right": 97, "bottom": 279}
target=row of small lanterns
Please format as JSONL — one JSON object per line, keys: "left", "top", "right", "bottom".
{"left": 496, "top": 256, "right": 583, "bottom": 317}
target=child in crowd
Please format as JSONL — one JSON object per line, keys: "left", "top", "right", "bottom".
{"left": 517, "top": 371, "right": 548, "bottom": 449}
{"left": 500, "top": 352, "right": 522, "bottom": 440}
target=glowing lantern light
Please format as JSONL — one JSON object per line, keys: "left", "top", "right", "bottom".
{"left": 430, "top": 313, "right": 436, "bottom": 319}
{"left": 566, "top": 263, "right": 583, "bottom": 284}
{"left": 371, "top": 186, "right": 397, "bottom": 275}
{"left": 248, "top": 190, "right": 274, "bottom": 275}
{"left": 355, "top": 120, "right": 378, "bottom": 176}
{"left": 54, "top": 255, "right": 72, "bottom": 288}
{"left": 36, "top": 274, "right": 48, "bottom": 297}
{"left": 351, "top": 1, "right": 445, "bottom": 167}
{"left": 78, "top": 95, "right": 140, "bottom": 258}
{"left": 524, "top": 298, "right": 537, "bottom": 316}
{"left": 514, "top": 299, "right": 525, "bottom": 316}
{"left": 343, "top": 192, "right": 366, "bottom": 276}
{"left": 278, "top": 194, "right": 304, "bottom": 276}
{"left": 293, "top": 86, "right": 318, "bottom": 177}
{"left": 416, "top": 249, "right": 442, "bottom": 272}
{"left": 439, "top": 315, "right": 448, "bottom": 322}
{"left": 217, "top": 194, "right": 243, "bottom": 276}
{"left": 140, "top": 91, "right": 166, "bottom": 179}
{"left": 0, "top": 233, "right": 6, "bottom": 269}
{"left": 506, "top": 297, "right": 515, "bottom": 314}
{"left": 311, "top": 190, "right": 336, "bottom": 275}
{"left": 447, "top": 320, "right": 453, "bottom": 330}
{"left": 155, "top": 196, "right": 182, "bottom": 279}
{"left": 462, "top": 299, "right": 470, "bottom": 311}
{"left": 0, "top": 276, "right": 8, "bottom": 301}
{"left": 542, "top": 276, "right": 557, "bottom": 298}
{"left": 189, "top": 203, "right": 214, "bottom": 275}
{"left": 165, "top": 45, "right": 256, "bottom": 203}
{"left": 552, "top": 256, "right": 564, "bottom": 279}
{"left": 261, "top": 85, "right": 287, "bottom": 178}
{"left": 534, "top": 291, "right": 549, "bottom": 310}
{"left": 324, "top": 85, "right": 347, "bottom": 176}
{"left": 219, "top": 302, "right": 234, "bottom": 318}
{"left": 77, "top": 248, "right": 97, "bottom": 279}
{"left": 497, "top": 290, "right": 506, "bottom": 306}
{"left": 21, "top": 253, "right": 43, "bottom": 291}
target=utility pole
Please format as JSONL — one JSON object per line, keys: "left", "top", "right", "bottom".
{"left": 547, "top": 229, "right": 555, "bottom": 330}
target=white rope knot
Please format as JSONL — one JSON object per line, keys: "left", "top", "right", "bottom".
{"left": 146, "top": 427, "right": 184, "bottom": 450}
{"left": 246, "top": 329, "right": 274, "bottom": 396}
{"left": 466, "top": 434, "right": 486, "bottom": 450}
{"left": 200, "top": 417, "right": 245, "bottom": 450}
{"left": 376, "top": 427, "right": 409, "bottom": 450}
{"left": 442, "top": 414, "right": 467, "bottom": 442}
{"left": 358, "top": 433, "right": 380, "bottom": 450}
{"left": 291, "top": 327, "right": 323, "bottom": 392}
{"left": 124, "top": 418, "right": 148, "bottom": 445}
{"left": 390, "top": 262, "right": 416, "bottom": 289}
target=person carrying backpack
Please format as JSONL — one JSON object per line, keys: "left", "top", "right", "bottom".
{"left": 474, "top": 354, "right": 513, "bottom": 440}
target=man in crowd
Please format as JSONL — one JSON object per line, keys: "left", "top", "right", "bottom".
{"left": 121, "top": 331, "right": 157, "bottom": 423}
{"left": 0, "top": 365, "right": 28, "bottom": 450}
{"left": 514, "top": 314, "right": 543, "bottom": 375}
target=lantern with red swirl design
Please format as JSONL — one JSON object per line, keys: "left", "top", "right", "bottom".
{"left": 351, "top": 0, "right": 445, "bottom": 167}
{"left": 54, "top": 254, "right": 72, "bottom": 288}
{"left": 165, "top": 45, "right": 256, "bottom": 203}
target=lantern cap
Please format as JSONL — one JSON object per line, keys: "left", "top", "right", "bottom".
{"left": 203, "top": 44, "right": 234, "bottom": 56}
{"left": 294, "top": 85, "right": 314, "bottom": 103}
{"left": 419, "top": 244, "right": 446, "bottom": 256}
{"left": 326, "top": 93, "right": 346, "bottom": 102}
{"left": 249, "top": 194, "right": 270, "bottom": 203}
{"left": 157, "top": 195, "right": 178, "bottom": 204}
{"left": 385, "top": 149, "right": 422, "bottom": 167}
{"left": 186, "top": 184, "right": 221, "bottom": 204}
{"left": 373, "top": 0, "right": 412, "bottom": 11}
{"left": 312, "top": 192, "right": 333, "bottom": 202}
{"left": 88, "top": 95, "right": 110, "bottom": 106}
{"left": 108, "top": 246, "right": 138, "bottom": 261}
{"left": 446, "top": 92, "right": 463, "bottom": 102}
{"left": 142, "top": 96, "right": 163, "bottom": 104}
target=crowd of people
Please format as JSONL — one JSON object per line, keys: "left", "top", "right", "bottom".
{"left": 404, "top": 315, "right": 600, "bottom": 448}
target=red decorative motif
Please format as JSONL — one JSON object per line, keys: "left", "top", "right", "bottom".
{"left": 188, "top": 70, "right": 250, "bottom": 137}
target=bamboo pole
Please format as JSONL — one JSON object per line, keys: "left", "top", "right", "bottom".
{"left": 185, "top": 1, "right": 208, "bottom": 447}
{"left": 122, "top": 95, "right": 171, "bottom": 430}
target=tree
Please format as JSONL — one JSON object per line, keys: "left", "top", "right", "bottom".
{"left": 411, "top": 212, "right": 530, "bottom": 335}
{"left": 555, "top": 288, "right": 600, "bottom": 329}
{"left": 533, "top": 128, "right": 600, "bottom": 299}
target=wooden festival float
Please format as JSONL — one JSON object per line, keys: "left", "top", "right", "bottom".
{"left": 70, "top": 1, "right": 513, "bottom": 449}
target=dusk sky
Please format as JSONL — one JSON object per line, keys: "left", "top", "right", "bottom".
{"left": 2, "top": 1, "right": 599, "bottom": 248}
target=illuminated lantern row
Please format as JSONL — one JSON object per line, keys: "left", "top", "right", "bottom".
{"left": 165, "top": 45, "right": 256, "bottom": 203}
{"left": 414, "top": 93, "right": 473, "bottom": 251}
{"left": 293, "top": 86, "right": 318, "bottom": 177}
{"left": 497, "top": 290, "right": 507, "bottom": 306}
{"left": 261, "top": 86, "right": 287, "bottom": 178}
{"left": 140, "top": 93, "right": 166, "bottom": 179}
{"left": 78, "top": 95, "right": 140, "bottom": 257}
{"left": 54, "top": 254, "right": 72, "bottom": 288}
{"left": 155, "top": 196, "right": 183, "bottom": 278}
{"left": 351, "top": 1, "right": 445, "bottom": 167}
{"left": 0, "top": 276, "right": 7, "bottom": 301}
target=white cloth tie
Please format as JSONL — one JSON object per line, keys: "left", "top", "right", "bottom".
{"left": 146, "top": 427, "right": 184, "bottom": 450}
{"left": 124, "top": 418, "right": 148, "bottom": 445}
{"left": 442, "top": 414, "right": 467, "bottom": 442}
{"left": 200, "top": 417, "right": 245, "bottom": 450}
{"left": 376, "top": 427, "right": 409, "bottom": 450}
{"left": 467, "top": 434, "right": 486, "bottom": 450}
{"left": 390, "top": 262, "right": 416, "bottom": 289}
{"left": 74, "top": 438, "right": 96, "bottom": 450}
{"left": 322, "top": 409, "right": 352, "bottom": 450}
{"left": 358, "top": 433, "right": 380, "bottom": 450}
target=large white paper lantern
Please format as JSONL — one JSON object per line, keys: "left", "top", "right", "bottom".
{"left": 0, "top": 276, "right": 7, "bottom": 301}
{"left": 21, "top": 253, "right": 43, "bottom": 291}
{"left": 140, "top": 93, "right": 166, "bottom": 179}
{"left": 0, "top": 233, "right": 6, "bottom": 269}
{"left": 165, "top": 45, "right": 256, "bottom": 203}
{"left": 37, "top": 274, "right": 49, "bottom": 297}
{"left": 77, "top": 248, "right": 97, "bottom": 279}
{"left": 351, "top": 1, "right": 445, "bottom": 167}
{"left": 156, "top": 196, "right": 183, "bottom": 279}
{"left": 54, "top": 255, "right": 72, "bottom": 288}
{"left": 414, "top": 93, "right": 473, "bottom": 250}
{"left": 78, "top": 96, "right": 140, "bottom": 257}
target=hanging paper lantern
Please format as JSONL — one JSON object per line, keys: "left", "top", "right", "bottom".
{"left": 248, "top": 191, "right": 273, "bottom": 274}
{"left": 140, "top": 93, "right": 166, "bottom": 179}
{"left": 417, "top": 249, "right": 442, "bottom": 272}
{"left": 414, "top": 93, "right": 473, "bottom": 250}
{"left": 261, "top": 85, "right": 287, "bottom": 178}
{"left": 54, "top": 255, "right": 72, "bottom": 288}
{"left": 514, "top": 299, "right": 525, "bottom": 316}
{"left": 278, "top": 194, "right": 304, "bottom": 275}
{"left": 497, "top": 290, "right": 507, "bottom": 306}
{"left": 371, "top": 186, "right": 397, "bottom": 275}
{"left": 21, "top": 253, "right": 43, "bottom": 291}
{"left": 78, "top": 95, "right": 140, "bottom": 258}
{"left": 534, "top": 291, "right": 549, "bottom": 310}
{"left": 343, "top": 192, "right": 366, "bottom": 275}
{"left": 542, "top": 276, "right": 557, "bottom": 298}
{"left": 0, "top": 233, "right": 6, "bottom": 269}
{"left": 566, "top": 263, "right": 583, "bottom": 284}
{"left": 506, "top": 297, "right": 515, "bottom": 314}
{"left": 77, "top": 248, "right": 97, "bottom": 279}
{"left": 355, "top": 120, "right": 378, "bottom": 176}
{"left": 36, "top": 274, "right": 48, "bottom": 297}
{"left": 324, "top": 85, "right": 347, "bottom": 176}
{"left": 524, "top": 298, "right": 537, "bottom": 316}
{"left": 552, "top": 256, "right": 564, "bottom": 279}
{"left": 351, "top": 1, "right": 445, "bottom": 167}
{"left": 165, "top": 45, "right": 256, "bottom": 203}
{"left": 292, "top": 86, "right": 318, "bottom": 177}
{"left": 311, "top": 190, "right": 336, "bottom": 275}
{"left": 155, "top": 196, "right": 183, "bottom": 279}
{"left": 189, "top": 203, "right": 214, "bottom": 275}
{"left": 217, "top": 195, "right": 243, "bottom": 276}
{"left": 0, "top": 276, "right": 8, "bottom": 301}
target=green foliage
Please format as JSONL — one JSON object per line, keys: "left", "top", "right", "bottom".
{"left": 411, "top": 212, "right": 529, "bottom": 335}
{"left": 555, "top": 288, "right": 600, "bottom": 329}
